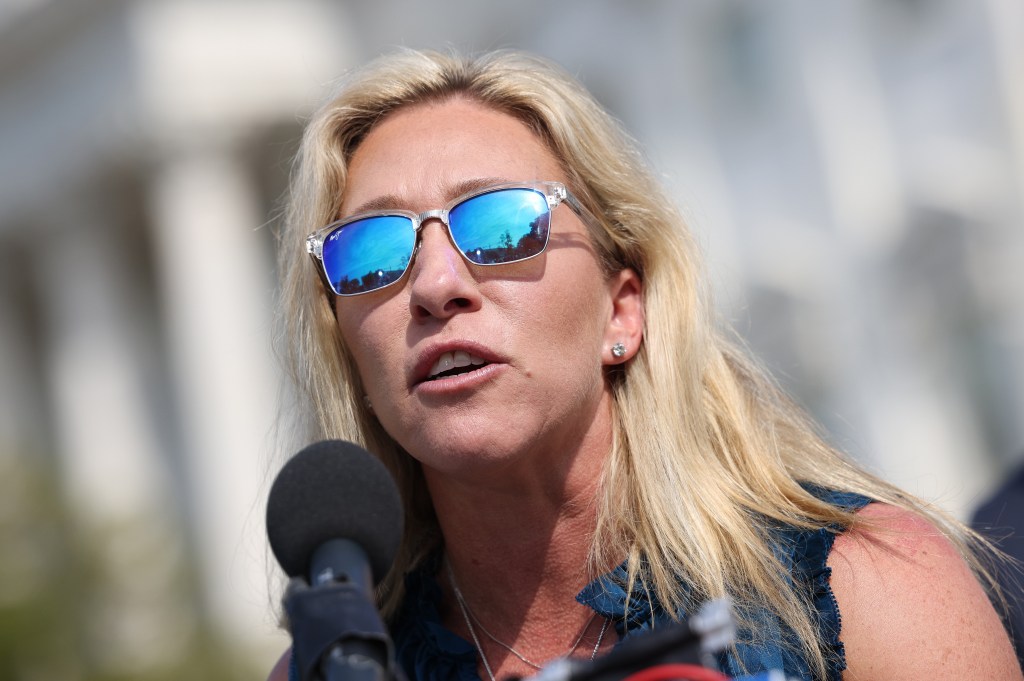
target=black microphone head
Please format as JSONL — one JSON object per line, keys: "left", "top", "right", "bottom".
{"left": 266, "top": 440, "right": 403, "bottom": 584}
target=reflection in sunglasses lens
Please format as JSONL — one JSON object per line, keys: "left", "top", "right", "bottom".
{"left": 451, "top": 188, "right": 549, "bottom": 265}
{"left": 323, "top": 215, "right": 416, "bottom": 295}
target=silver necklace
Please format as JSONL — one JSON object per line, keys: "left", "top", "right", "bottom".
{"left": 446, "top": 564, "right": 611, "bottom": 681}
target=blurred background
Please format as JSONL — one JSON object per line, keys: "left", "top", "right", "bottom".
{"left": 1, "top": 0, "right": 1022, "bottom": 678}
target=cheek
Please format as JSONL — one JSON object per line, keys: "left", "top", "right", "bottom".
{"left": 521, "top": 274, "right": 611, "bottom": 367}
{"left": 335, "top": 301, "right": 407, "bottom": 394}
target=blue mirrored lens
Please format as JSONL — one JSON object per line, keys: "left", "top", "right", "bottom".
{"left": 449, "top": 188, "right": 550, "bottom": 265}
{"left": 321, "top": 215, "right": 415, "bottom": 295}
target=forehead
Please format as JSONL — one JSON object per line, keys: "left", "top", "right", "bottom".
{"left": 341, "top": 99, "right": 566, "bottom": 213}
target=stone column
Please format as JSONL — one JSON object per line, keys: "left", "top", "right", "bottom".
{"left": 34, "top": 197, "right": 172, "bottom": 527}
{"left": 984, "top": 0, "right": 1024, "bottom": 458}
{"left": 147, "top": 145, "right": 285, "bottom": 661}
{"left": 0, "top": 242, "right": 44, "bottom": 458}
{"left": 791, "top": 4, "right": 994, "bottom": 517}
{"left": 31, "top": 192, "right": 191, "bottom": 670}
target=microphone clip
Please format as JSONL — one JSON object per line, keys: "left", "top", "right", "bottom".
{"left": 284, "top": 575, "right": 403, "bottom": 681}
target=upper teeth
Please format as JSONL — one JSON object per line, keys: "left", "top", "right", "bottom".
{"left": 428, "top": 350, "right": 486, "bottom": 378}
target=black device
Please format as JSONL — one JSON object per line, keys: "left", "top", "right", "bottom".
{"left": 266, "top": 440, "right": 405, "bottom": 681}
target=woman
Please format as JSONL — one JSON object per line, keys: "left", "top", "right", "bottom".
{"left": 269, "top": 49, "right": 1019, "bottom": 680}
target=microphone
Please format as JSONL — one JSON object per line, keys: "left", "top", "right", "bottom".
{"left": 267, "top": 439, "right": 403, "bottom": 585}
{"left": 266, "top": 440, "right": 405, "bottom": 681}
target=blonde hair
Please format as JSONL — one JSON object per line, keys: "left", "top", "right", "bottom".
{"left": 276, "top": 48, "right": 993, "bottom": 678}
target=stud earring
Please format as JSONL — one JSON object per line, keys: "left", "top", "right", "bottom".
{"left": 362, "top": 395, "right": 373, "bottom": 412}
{"left": 611, "top": 342, "right": 627, "bottom": 358}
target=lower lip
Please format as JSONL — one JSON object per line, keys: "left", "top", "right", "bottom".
{"left": 413, "top": 362, "right": 505, "bottom": 396}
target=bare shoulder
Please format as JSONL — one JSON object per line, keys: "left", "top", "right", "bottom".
{"left": 829, "top": 502, "right": 1021, "bottom": 680}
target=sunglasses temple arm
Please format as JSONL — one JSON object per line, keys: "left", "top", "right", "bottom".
{"left": 563, "top": 192, "right": 604, "bottom": 232}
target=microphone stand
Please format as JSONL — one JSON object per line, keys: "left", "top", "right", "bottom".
{"left": 284, "top": 539, "right": 404, "bottom": 681}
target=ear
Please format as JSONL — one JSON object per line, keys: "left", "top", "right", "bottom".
{"left": 602, "top": 268, "right": 644, "bottom": 365}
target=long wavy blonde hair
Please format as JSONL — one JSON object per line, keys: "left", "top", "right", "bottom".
{"left": 276, "top": 48, "right": 992, "bottom": 678}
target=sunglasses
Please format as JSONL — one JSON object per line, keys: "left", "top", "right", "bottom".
{"left": 306, "top": 181, "right": 587, "bottom": 296}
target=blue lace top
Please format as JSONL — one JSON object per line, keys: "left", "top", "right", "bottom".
{"left": 290, "top": 487, "right": 871, "bottom": 681}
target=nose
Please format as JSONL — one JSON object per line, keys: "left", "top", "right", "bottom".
{"left": 407, "top": 220, "right": 482, "bottom": 321}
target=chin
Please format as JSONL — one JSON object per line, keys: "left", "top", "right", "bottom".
{"left": 403, "top": 430, "right": 528, "bottom": 474}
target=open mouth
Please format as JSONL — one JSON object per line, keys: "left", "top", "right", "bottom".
{"left": 426, "top": 350, "right": 490, "bottom": 381}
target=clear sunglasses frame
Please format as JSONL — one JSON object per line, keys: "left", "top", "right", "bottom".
{"left": 305, "top": 180, "right": 591, "bottom": 296}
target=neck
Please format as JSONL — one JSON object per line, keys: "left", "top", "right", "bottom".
{"left": 419, "top": 394, "right": 619, "bottom": 678}
{"left": 424, "top": 399, "right": 613, "bottom": 619}
{"left": 436, "top": 490, "right": 613, "bottom": 679}
{"left": 438, "top": 481, "right": 601, "bottom": 617}
{"left": 413, "top": 387, "right": 622, "bottom": 679}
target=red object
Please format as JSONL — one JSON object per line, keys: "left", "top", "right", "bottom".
{"left": 620, "top": 663, "right": 730, "bottom": 681}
